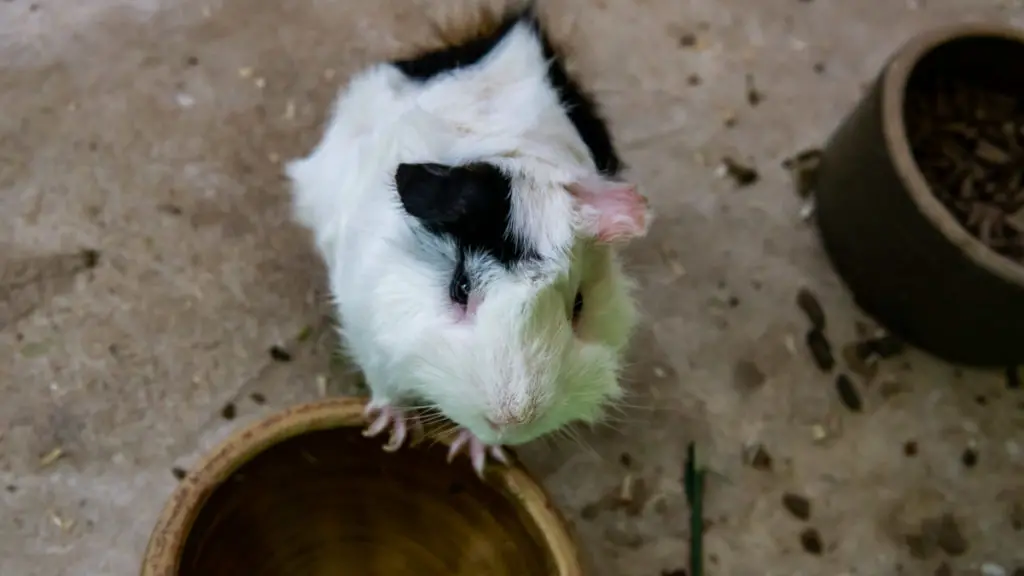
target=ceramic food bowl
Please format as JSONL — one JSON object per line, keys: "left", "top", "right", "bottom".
{"left": 140, "top": 397, "right": 582, "bottom": 576}
{"left": 814, "top": 23, "right": 1024, "bottom": 366}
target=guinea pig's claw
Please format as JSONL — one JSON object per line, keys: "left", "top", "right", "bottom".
{"left": 362, "top": 403, "right": 415, "bottom": 453}
{"left": 446, "top": 428, "right": 509, "bottom": 477}
{"left": 488, "top": 446, "right": 509, "bottom": 465}
{"left": 381, "top": 417, "right": 407, "bottom": 452}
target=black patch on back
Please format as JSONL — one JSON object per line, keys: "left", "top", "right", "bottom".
{"left": 532, "top": 24, "right": 622, "bottom": 176}
{"left": 395, "top": 162, "right": 532, "bottom": 267}
{"left": 392, "top": 16, "right": 522, "bottom": 81}
{"left": 392, "top": 5, "right": 623, "bottom": 176}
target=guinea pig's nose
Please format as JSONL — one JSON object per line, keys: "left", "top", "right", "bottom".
{"left": 485, "top": 413, "right": 529, "bottom": 432}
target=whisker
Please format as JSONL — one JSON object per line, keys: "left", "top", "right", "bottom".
{"left": 556, "top": 424, "right": 601, "bottom": 461}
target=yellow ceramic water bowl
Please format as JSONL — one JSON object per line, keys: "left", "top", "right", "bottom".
{"left": 140, "top": 397, "right": 582, "bottom": 576}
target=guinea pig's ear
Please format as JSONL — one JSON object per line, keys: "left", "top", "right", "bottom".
{"left": 566, "top": 176, "right": 651, "bottom": 244}
{"left": 395, "top": 162, "right": 465, "bottom": 225}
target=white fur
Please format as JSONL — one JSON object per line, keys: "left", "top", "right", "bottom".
{"left": 286, "top": 19, "right": 641, "bottom": 446}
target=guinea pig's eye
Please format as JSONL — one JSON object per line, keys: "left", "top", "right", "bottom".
{"left": 572, "top": 291, "right": 584, "bottom": 319}
{"left": 450, "top": 265, "right": 471, "bottom": 306}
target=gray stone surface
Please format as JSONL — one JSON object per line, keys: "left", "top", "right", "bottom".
{"left": 2, "top": 0, "right": 1023, "bottom": 574}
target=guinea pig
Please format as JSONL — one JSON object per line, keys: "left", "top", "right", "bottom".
{"left": 285, "top": 3, "right": 651, "bottom": 476}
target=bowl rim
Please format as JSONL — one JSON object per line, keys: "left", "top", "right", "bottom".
{"left": 140, "top": 396, "right": 583, "bottom": 576}
{"left": 882, "top": 21, "right": 1024, "bottom": 288}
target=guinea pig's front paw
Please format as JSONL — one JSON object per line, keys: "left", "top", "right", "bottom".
{"left": 362, "top": 401, "right": 423, "bottom": 452}
{"left": 446, "top": 428, "right": 509, "bottom": 477}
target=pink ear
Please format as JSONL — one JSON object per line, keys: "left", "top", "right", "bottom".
{"left": 566, "top": 176, "right": 650, "bottom": 243}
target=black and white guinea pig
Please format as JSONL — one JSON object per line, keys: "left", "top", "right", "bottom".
{"left": 285, "top": 3, "right": 651, "bottom": 475}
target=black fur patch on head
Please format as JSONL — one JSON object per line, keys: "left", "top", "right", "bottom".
{"left": 392, "top": 6, "right": 622, "bottom": 176}
{"left": 395, "top": 162, "right": 533, "bottom": 267}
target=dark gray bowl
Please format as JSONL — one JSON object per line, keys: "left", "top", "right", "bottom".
{"left": 814, "top": 23, "right": 1024, "bottom": 367}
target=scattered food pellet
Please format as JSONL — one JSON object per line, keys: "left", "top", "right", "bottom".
{"left": 687, "top": 73, "right": 702, "bottom": 86}
{"left": 220, "top": 402, "right": 237, "bottom": 420}
{"left": 157, "top": 203, "right": 183, "bottom": 216}
{"left": 842, "top": 341, "right": 879, "bottom": 380}
{"left": 295, "top": 324, "right": 314, "bottom": 342}
{"left": 733, "top": 359, "right": 766, "bottom": 390}
{"left": 961, "top": 447, "right": 978, "bottom": 468}
{"left": 619, "top": 452, "right": 633, "bottom": 468}
{"left": 784, "top": 334, "right": 798, "bottom": 355}
{"left": 580, "top": 501, "right": 601, "bottom": 520}
{"left": 185, "top": 55, "right": 199, "bottom": 66}
{"left": 903, "top": 441, "right": 918, "bottom": 457}
{"left": 805, "top": 328, "right": 835, "bottom": 372}
{"left": 795, "top": 287, "right": 826, "bottom": 330}
{"left": 745, "top": 74, "right": 764, "bottom": 106}
{"left": 782, "top": 493, "right": 812, "bottom": 521}
{"left": 39, "top": 447, "right": 64, "bottom": 467}
{"left": 604, "top": 526, "right": 645, "bottom": 548}
{"left": 812, "top": 61, "right": 826, "bottom": 74}
{"left": 658, "top": 244, "right": 687, "bottom": 277}
{"left": 6, "top": 484, "right": 17, "bottom": 493}
{"left": 81, "top": 249, "right": 101, "bottom": 268}
{"left": 835, "top": 373, "right": 863, "bottom": 412}
{"left": 748, "top": 444, "right": 774, "bottom": 471}
{"left": 617, "top": 473, "right": 636, "bottom": 504}
{"left": 50, "top": 511, "right": 74, "bottom": 531}
{"left": 860, "top": 334, "right": 906, "bottom": 359}
{"left": 799, "top": 199, "right": 816, "bottom": 221}
{"left": 249, "top": 392, "right": 266, "bottom": 405}
{"left": 878, "top": 375, "right": 908, "bottom": 399}
{"left": 171, "top": 467, "right": 187, "bottom": 480}
{"left": 782, "top": 148, "right": 824, "bottom": 198}
{"left": 268, "top": 345, "right": 293, "bottom": 362}
{"left": 799, "top": 527, "right": 823, "bottom": 554}
{"left": 905, "top": 532, "right": 930, "bottom": 559}
{"left": 616, "top": 474, "right": 649, "bottom": 516}
{"left": 933, "top": 513, "right": 968, "bottom": 556}
{"left": 717, "top": 156, "right": 760, "bottom": 187}
{"left": 679, "top": 32, "right": 697, "bottom": 47}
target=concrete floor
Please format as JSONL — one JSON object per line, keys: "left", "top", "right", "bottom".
{"left": 2, "top": 0, "right": 1024, "bottom": 574}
